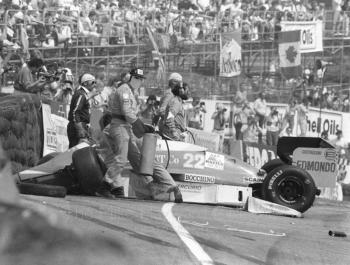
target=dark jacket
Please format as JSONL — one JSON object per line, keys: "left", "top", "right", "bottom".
{"left": 68, "top": 87, "right": 90, "bottom": 123}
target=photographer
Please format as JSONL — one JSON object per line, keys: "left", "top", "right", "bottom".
{"left": 211, "top": 103, "right": 227, "bottom": 152}
{"left": 14, "top": 58, "right": 47, "bottom": 94}
{"left": 138, "top": 94, "right": 158, "bottom": 126}
{"left": 188, "top": 98, "right": 206, "bottom": 130}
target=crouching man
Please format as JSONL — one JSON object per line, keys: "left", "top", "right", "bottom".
{"left": 96, "top": 68, "right": 182, "bottom": 202}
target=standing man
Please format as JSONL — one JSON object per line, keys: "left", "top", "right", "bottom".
{"left": 14, "top": 57, "right": 47, "bottom": 93}
{"left": 160, "top": 82, "right": 190, "bottom": 141}
{"left": 67, "top": 73, "right": 96, "bottom": 148}
{"left": 97, "top": 68, "right": 182, "bottom": 202}
{"left": 158, "top": 72, "right": 183, "bottom": 130}
{"left": 296, "top": 98, "right": 309, "bottom": 137}
{"left": 211, "top": 103, "right": 227, "bottom": 152}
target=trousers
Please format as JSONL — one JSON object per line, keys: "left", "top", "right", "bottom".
{"left": 102, "top": 121, "right": 176, "bottom": 196}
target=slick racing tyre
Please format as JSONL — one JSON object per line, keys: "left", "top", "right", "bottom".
{"left": 261, "top": 159, "right": 285, "bottom": 173}
{"left": 18, "top": 183, "right": 67, "bottom": 198}
{"left": 261, "top": 165, "right": 317, "bottom": 213}
{"left": 37, "top": 152, "right": 60, "bottom": 166}
{"left": 72, "top": 147, "right": 105, "bottom": 195}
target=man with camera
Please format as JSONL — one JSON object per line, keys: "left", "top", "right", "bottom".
{"left": 211, "top": 103, "right": 227, "bottom": 152}
{"left": 14, "top": 57, "right": 47, "bottom": 94}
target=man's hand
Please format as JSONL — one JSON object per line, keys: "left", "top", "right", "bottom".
{"left": 38, "top": 75, "right": 47, "bottom": 83}
{"left": 75, "top": 122, "right": 89, "bottom": 138}
{"left": 132, "top": 119, "right": 155, "bottom": 138}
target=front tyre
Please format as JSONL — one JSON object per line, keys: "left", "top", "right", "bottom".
{"left": 262, "top": 165, "right": 316, "bottom": 213}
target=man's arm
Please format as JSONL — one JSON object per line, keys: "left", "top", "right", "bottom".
{"left": 119, "top": 85, "right": 137, "bottom": 124}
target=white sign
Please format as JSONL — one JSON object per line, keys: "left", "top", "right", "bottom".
{"left": 219, "top": 31, "right": 241, "bottom": 77}
{"left": 184, "top": 173, "right": 216, "bottom": 184}
{"left": 42, "top": 103, "right": 69, "bottom": 156}
{"left": 305, "top": 107, "right": 342, "bottom": 137}
{"left": 293, "top": 147, "right": 338, "bottom": 188}
{"left": 281, "top": 21, "right": 323, "bottom": 53}
{"left": 205, "top": 152, "right": 225, "bottom": 170}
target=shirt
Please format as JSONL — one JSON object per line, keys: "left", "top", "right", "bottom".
{"left": 14, "top": 64, "right": 34, "bottom": 92}
{"left": 253, "top": 98, "right": 267, "bottom": 116}
{"left": 108, "top": 83, "right": 138, "bottom": 125}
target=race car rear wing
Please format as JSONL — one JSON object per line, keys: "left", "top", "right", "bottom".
{"left": 277, "top": 137, "right": 335, "bottom": 164}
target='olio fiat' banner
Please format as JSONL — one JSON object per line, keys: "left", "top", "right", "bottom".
{"left": 281, "top": 21, "right": 323, "bottom": 53}
{"left": 219, "top": 30, "right": 241, "bottom": 77}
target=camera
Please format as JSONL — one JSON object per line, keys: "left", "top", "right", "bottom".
{"left": 39, "top": 71, "right": 60, "bottom": 83}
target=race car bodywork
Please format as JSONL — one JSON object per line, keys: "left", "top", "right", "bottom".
{"left": 17, "top": 137, "right": 333, "bottom": 213}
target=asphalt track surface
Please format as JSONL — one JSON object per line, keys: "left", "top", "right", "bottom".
{"left": 21, "top": 195, "right": 350, "bottom": 265}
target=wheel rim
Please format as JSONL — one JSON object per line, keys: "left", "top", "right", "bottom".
{"left": 277, "top": 176, "right": 304, "bottom": 204}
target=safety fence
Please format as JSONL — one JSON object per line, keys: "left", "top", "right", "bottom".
{"left": 1, "top": 9, "right": 350, "bottom": 104}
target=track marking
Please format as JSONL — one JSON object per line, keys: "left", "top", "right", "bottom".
{"left": 177, "top": 216, "right": 209, "bottom": 227}
{"left": 225, "top": 226, "right": 286, "bottom": 237}
{"left": 162, "top": 203, "right": 214, "bottom": 265}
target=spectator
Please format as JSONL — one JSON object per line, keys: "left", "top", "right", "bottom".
{"left": 253, "top": 91, "right": 268, "bottom": 127}
{"left": 234, "top": 82, "right": 248, "bottom": 109}
{"left": 281, "top": 99, "right": 297, "bottom": 132}
{"left": 330, "top": 130, "right": 348, "bottom": 153}
{"left": 13, "top": 57, "right": 47, "bottom": 93}
{"left": 234, "top": 102, "right": 254, "bottom": 140}
{"left": 212, "top": 103, "right": 227, "bottom": 152}
{"left": 242, "top": 115, "right": 263, "bottom": 143}
{"left": 280, "top": 126, "right": 293, "bottom": 137}
{"left": 265, "top": 108, "right": 280, "bottom": 146}
{"left": 296, "top": 97, "right": 309, "bottom": 136}
{"left": 188, "top": 98, "right": 206, "bottom": 130}
{"left": 138, "top": 94, "right": 158, "bottom": 125}
{"left": 321, "top": 130, "right": 329, "bottom": 141}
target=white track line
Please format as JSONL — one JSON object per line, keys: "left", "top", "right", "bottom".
{"left": 162, "top": 203, "right": 214, "bottom": 265}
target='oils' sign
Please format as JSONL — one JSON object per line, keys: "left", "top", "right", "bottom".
{"left": 293, "top": 148, "right": 338, "bottom": 188}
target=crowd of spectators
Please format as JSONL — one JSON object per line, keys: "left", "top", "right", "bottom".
{"left": 0, "top": 0, "right": 347, "bottom": 53}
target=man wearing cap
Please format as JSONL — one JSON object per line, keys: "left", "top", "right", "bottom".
{"left": 67, "top": 73, "right": 96, "bottom": 148}
{"left": 161, "top": 82, "right": 190, "bottom": 141}
{"left": 97, "top": 68, "right": 182, "bottom": 202}
{"left": 158, "top": 72, "right": 183, "bottom": 130}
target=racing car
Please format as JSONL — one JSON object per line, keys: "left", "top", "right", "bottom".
{"left": 17, "top": 136, "right": 334, "bottom": 213}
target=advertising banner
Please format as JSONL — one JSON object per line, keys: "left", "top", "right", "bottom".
{"left": 242, "top": 141, "right": 277, "bottom": 169}
{"left": 42, "top": 104, "right": 58, "bottom": 156}
{"left": 219, "top": 30, "right": 241, "bottom": 77}
{"left": 293, "top": 147, "right": 338, "bottom": 188}
{"left": 304, "top": 107, "right": 343, "bottom": 138}
{"left": 42, "top": 103, "right": 69, "bottom": 155}
{"left": 281, "top": 21, "right": 323, "bottom": 53}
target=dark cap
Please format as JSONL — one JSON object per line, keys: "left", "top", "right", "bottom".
{"left": 130, "top": 68, "right": 145, "bottom": 79}
{"left": 147, "top": 95, "right": 157, "bottom": 101}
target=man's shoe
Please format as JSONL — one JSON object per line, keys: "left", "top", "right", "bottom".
{"left": 170, "top": 186, "right": 183, "bottom": 203}
{"left": 111, "top": 186, "right": 125, "bottom": 198}
{"left": 95, "top": 182, "right": 115, "bottom": 199}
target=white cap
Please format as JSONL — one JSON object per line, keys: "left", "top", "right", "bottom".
{"left": 81, "top": 73, "right": 95, "bottom": 84}
{"left": 168, "top": 72, "right": 183, "bottom": 82}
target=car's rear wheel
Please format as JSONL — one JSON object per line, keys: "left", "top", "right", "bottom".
{"left": 261, "top": 165, "right": 316, "bottom": 213}
{"left": 261, "top": 159, "right": 285, "bottom": 173}
{"left": 18, "top": 183, "right": 67, "bottom": 198}
{"left": 72, "top": 147, "right": 105, "bottom": 195}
